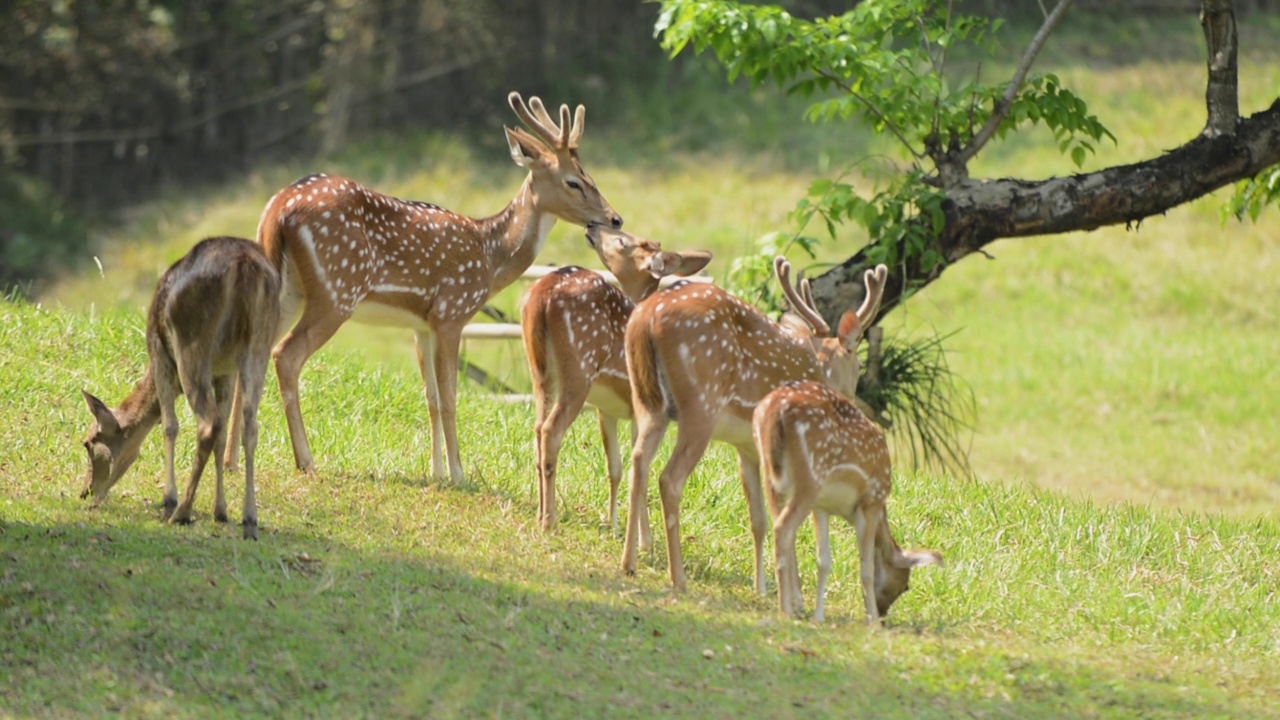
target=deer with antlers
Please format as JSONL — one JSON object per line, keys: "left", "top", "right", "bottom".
{"left": 620, "top": 257, "right": 888, "bottom": 593}
{"left": 753, "top": 380, "right": 942, "bottom": 623}
{"left": 79, "top": 236, "right": 280, "bottom": 539}
{"left": 227, "top": 92, "right": 622, "bottom": 481}
{"left": 521, "top": 225, "right": 712, "bottom": 532}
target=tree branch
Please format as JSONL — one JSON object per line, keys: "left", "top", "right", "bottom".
{"left": 1200, "top": 0, "right": 1239, "bottom": 137}
{"left": 956, "top": 0, "right": 1075, "bottom": 166}
{"left": 809, "top": 97, "right": 1280, "bottom": 327}
{"left": 816, "top": 69, "right": 925, "bottom": 161}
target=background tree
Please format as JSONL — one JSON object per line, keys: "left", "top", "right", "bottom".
{"left": 657, "top": 0, "right": 1280, "bottom": 325}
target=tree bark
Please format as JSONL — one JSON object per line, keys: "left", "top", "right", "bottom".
{"left": 808, "top": 0, "right": 1280, "bottom": 327}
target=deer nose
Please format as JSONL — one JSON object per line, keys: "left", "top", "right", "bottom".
{"left": 610, "top": 213, "right": 623, "bottom": 229}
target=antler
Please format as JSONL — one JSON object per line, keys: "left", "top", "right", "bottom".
{"left": 508, "top": 92, "right": 585, "bottom": 150}
{"left": 774, "top": 256, "right": 831, "bottom": 337}
{"left": 855, "top": 264, "right": 889, "bottom": 329}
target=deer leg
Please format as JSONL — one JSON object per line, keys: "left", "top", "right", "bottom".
{"left": 531, "top": 390, "right": 549, "bottom": 530}
{"left": 598, "top": 411, "right": 622, "bottom": 534}
{"left": 222, "top": 374, "right": 243, "bottom": 473}
{"left": 153, "top": 358, "right": 181, "bottom": 520}
{"left": 210, "top": 374, "right": 235, "bottom": 524}
{"left": 431, "top": 324, "right": 466, "bottom": 483}
{"left": 656, "top": 420, "right": 714, "bottom": 592}
{"left": 736, "top": 447, "right": 770, "bottom": 597}
{"left": 171, "top": 374, "right": 219, "bottom": 526}
{"left": 273, "top": 304, "right": 348, "bottom": 472}
{"left": 238, "top": 351, "right": 270, "bottom": 541}
{"left": 413, "top": 329, "right": 449, "bottom": 480}
{"left": 771, "top": 501, "right": 809, "bottom": 618}
{"left": 855, "top": 503, "right": 884, "bottom": 624}
{"left": 536, "top": 382, "right": 588, "bottom": 532}
{"left": 812, "top": 509, "right": 832, "bottom": 622}
{"left": 621, "top": 409, "right": 666, "bottom": 576}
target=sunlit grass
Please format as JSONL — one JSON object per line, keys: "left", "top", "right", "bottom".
{"left": 4, "top": 299, "right": 1280, "bottom": 717}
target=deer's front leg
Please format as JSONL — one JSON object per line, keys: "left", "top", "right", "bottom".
{"left": 413, "top": 329, "right": 448, "bottom": 480}
{"left": 430, "top": 324, "right": 465, "bottom": 483}
{"left": 222, "top": 374, "right": 243, "bottom": 473}
{"left": 812, "top": 509, "right": 832, "bottom": 622}
{"left": 736, "top": 447, "right": 769, "bottom": 597}
{"left": 153, "top": 360, "right": 181, "bottom": 519}
{"left": 598, "top": 411, "right": 622, "bottom": 533}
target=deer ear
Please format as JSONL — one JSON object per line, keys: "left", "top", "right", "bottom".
{"left": 650, "top": 250, "right": 712, "bottom": 279}
{"left": 82, "top": 390, "right": 119, "bottom": 433}
{"left": 837, "top": 310, "right": 862, "bottom": 348}
{"left": 505, "top": 127, "right": 549, "bottom": 169}
{"left": 891, "top": 547, "right": 944, "bottom": 569}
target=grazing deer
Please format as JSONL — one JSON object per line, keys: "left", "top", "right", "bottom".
{"left": 79, "top": 236, "right": 280, "bottom": 539}
{"left": 621, "top": 257, "right": 888, "bottom": 592}
{"left": 521, "top": 225, "right": 712, "bottom": 532}
{"left": 753, "top": 380, "right": 942, "bottom": 623}
{"left": 227, "top": 92, "right": 622, "bottom": 480}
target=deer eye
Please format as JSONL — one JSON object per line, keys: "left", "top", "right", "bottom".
{"left": 565, "top": 179, "right": 583, "bottom": 191}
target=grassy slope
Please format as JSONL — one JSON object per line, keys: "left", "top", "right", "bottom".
{"left": 7, "top": 12, "right": 1280, "bottom": 718}
{"left": 4, "top": 302, "right": 1279, "bottom": 718}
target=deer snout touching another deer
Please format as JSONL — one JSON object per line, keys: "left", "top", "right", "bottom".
{"left": 753, "top": 380, "right": 942, "bottom": 624}
{"left": 79, "top": 236, "right": 280, "bottom": 540}
{"left": 522, "top": 224, "right": 711, "bottom": 532}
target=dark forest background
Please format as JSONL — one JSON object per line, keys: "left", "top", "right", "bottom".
{"left": 2, "top": 0, "right": 1276, "bottom": 291}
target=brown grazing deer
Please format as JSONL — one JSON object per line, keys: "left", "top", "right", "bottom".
{"left": 753, "top": 380, "right": 942, "bottom": 623}
{"left": 229, "top": 92, "right": 622, "bottom": 481}
{"left": 621, "top": 257, "right": 888, "bottom": 592}
{"left": 521, "top": 225, "right": 711, "bottom": 532}
{"left": 79, "top": 236, "right": 280, "bottom": 539}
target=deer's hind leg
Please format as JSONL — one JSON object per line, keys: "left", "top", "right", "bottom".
{"left": 169, "top": 359, "right": 220, "bottom": 526}
{"left": 237, "top": 347, "right": 270, "bottom": 540}
{"left": 209, "top": 373, "right": 236, "bottom": 524}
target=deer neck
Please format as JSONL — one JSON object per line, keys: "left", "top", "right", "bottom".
{"left": 617, "top": 275, "right": 661, "bottom": 304}
{"left": 116, "top": 368, "right": 163, "bottom": 438}
{"left": 482, "top": 176, "right": 557, "bottom": 291}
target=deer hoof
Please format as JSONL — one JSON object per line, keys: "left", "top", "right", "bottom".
{"left": 242, "top": 520, "right": 258, "bottom": 541}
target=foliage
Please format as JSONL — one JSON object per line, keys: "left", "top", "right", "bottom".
{"left": 657, "top": 0, "right": 1115, "bottom": 279}
{"left": 1223, "top": 163, "right": 1280, "bottom": 222}
{"left": 861, "top": 331, "right": 973, "bottom": 474}
{"left": 0, "top": 170, "right": 91, "bottom": 296}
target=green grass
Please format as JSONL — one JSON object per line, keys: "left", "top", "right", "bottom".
{"left": 4, "top": 300, "right": 1279, "bottom": 718}
{"left": 8, "top": 15, "right": 1280, "bottom": 717}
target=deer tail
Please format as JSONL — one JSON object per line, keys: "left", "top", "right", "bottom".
{"left": 624, "top": 312, "right": 665, "bottom": 417}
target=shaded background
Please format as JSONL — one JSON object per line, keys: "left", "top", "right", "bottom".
{"left": 3, "top": 0, "right": 1279, "bottom": 292}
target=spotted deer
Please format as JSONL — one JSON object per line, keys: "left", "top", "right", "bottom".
{"left": 753, "top": 380, "right": 942, "bottom": 623}
{"left": 621, "top": 257, "right": 888, "bottom": 592}
{"left": 227, "top": 92, "right": 622, "bottom": 480}
{"left": 521, "top": 225, "right": 711, "bottom": 532}
{"left": 79, "top": 236, "right": 280, "bottom": 539}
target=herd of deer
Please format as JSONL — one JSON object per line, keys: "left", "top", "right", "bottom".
{"left": 77, "top": 93, "right": 941, "bottom": 624}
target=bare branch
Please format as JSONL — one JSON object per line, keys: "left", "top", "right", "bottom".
{"left": 1200, "top": 0, "right": 1239, "bottom": 137}
{"left": 956, "top": 0, "right": 1075, "bottom": 165}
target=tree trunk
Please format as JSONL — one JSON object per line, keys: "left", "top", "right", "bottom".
{"left": 807, "top": 0, "right": 1280, "bottom": 327}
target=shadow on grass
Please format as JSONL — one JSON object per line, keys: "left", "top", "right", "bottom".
{"left": 0, "top": 516, "right": 1253, "bottom": 720}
